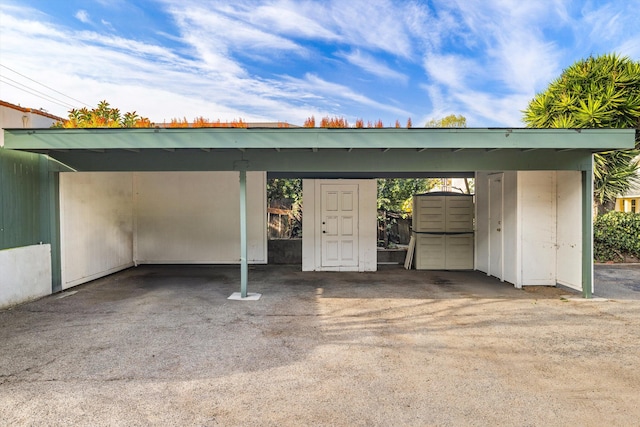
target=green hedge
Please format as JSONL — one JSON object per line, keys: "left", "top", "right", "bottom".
{"left": 594, "top": 211, "right": 640, "bottom": 262}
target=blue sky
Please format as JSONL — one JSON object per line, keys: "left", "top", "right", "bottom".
{"left": 1, "top": 0, "right": 639, "bottom": 126}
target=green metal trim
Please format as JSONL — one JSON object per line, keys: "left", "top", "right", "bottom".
{"left": 239, "top": 169, "right": 248, "bottom": 298}
{"left": 4, "top": 128, "right": 635, "bottom": 150}
{"left": 17, "top": 148, "right": 597, "bottom": 173}
{"left": 582, "top": 166, "right": 594, "bottom": 298}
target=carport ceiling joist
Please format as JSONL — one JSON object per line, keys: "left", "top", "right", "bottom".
{"left": 4, "top": 128, "right": 635, "bottom": 174}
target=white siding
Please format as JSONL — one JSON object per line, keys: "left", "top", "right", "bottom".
{"left": 134, "top": 172, "right": 267, "bottom": 264}
{"left": 0, "top": 244, "right": 51, "bottom": 308}
{"left": 60, "top": 172, "right": 134, "bottom": 289}
{"left": 503, "top": 171, "right": 518, "bottom": 285}
{"left": 302, "top": 179, "right": 376, "bottom": 272}
{"left": 556, "top": 171, "right": 582, "bottom": 290}
{"left": 518, "top": 171, "right": 557, "bottom": 286}
{"left": 474, "top": 172, "right": 489, "bottom": 273}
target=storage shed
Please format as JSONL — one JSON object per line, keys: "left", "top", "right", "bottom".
{"left": 0, "top": 127, "right": 635, "bottom": 307}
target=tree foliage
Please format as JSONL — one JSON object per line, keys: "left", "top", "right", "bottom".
{"left": 267, "top": 179, "right": 302, "bottom": 205}
{"left": 54, "top": 100, "right": 151, "bottom": 128}
{"left": 425, "top": 114, "right": 467, "bottom": 128}
{"left": 377, "top": 178, "right": 436, "bottom": 212}
{"left": 522, "top": 54, "right": 640, "bottom": 212}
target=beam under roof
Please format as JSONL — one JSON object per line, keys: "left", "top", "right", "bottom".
{"left": 4, "top": 127, "right": 634, "bottom": 151}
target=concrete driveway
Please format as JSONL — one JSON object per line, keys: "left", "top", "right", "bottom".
{"left": 1, "top": 265, "right": 640, "bottom": 426}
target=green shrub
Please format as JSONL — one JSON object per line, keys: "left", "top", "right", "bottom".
{"left": 594, "top": 211, "right": 640, "bottom": 262}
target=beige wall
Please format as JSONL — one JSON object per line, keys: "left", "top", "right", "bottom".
{"left": 59, "top": 171, "right": 267, "bottom": 290}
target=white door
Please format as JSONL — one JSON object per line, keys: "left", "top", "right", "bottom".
{"left": 321, "top": 184, "right": 359, "bottom": 267}
{"left": 488, "top": 174, "right": 503, "bottom": 280}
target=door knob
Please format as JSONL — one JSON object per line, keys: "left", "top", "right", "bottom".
{"left": 497, "top": 228, "right": 501, "bottom": 232}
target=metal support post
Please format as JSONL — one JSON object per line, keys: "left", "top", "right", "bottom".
{"left": 581, "top": 165, "right": 593, "bottom": 299}
{"left": 239, "top": 169, "right": 248, "bottom": 298}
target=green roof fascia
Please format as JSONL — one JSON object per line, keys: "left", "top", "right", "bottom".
{"left": 3, "top": 128, "right": 635, "bottom": 151}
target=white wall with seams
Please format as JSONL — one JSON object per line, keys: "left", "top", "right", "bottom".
{"left": 60, "top": 172, "right": 134, "bottom": 290}
{"left": 0, "top": 244, "right": 51, "bottom": 308}
{"left": 302, "top": 179, "right": 377, "bottom": 272}
{"left": 59, "top": 171, "right": 267, "bottom": 290}
{"left": 476, "top": 170, "right": 582, "bottom": 290}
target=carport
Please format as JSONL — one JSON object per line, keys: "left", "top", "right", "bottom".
{"left": 1, "top": 127, "right": 634, "bottom": 303}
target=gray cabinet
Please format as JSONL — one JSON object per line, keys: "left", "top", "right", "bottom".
{"left": 413, "top": 193, "right": 474, "bottom": 270}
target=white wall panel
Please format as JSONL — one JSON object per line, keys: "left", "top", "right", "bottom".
{"left": 474, "top": 172, "right": 489, "bottom": 273}
{"left": 0, "top": 244, "right": 51, "bottom": 308}
{"left": 359, "top": 180, "right": 378, "bottom": 272}
{"left": 302, "top": 179, "right": 316, "bottom": 271}
{"left": 60, "top": 172, "right": 134, "bottom": 289}
{"left": 518, "top": 171, "right": 557, "bottom": 286}
{"left": 556, "top": 171, "right": 582, "bottom": 290}
{"left": 503, "top": 171, "right": 518, "bottom": 285}
{"left": 134, "top": 172, "right": 266, "bottom": 264}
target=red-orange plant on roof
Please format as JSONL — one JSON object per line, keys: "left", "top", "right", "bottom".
{"left": 355, "top": 119, "right": 364, "bottom": 128}
{"left": 395, "top": 120, "right": 401, "bottom": 128}
{"left": 406, "top": 117, "right": 412, "bottom": 128}
{"left": 320, "top": 116, "right": 349, "bottom": 128}
{"left": 303, "top": 116, "right": 316, "bottom": 127}
{"left": 168, "top": 117, "right": 189, "bottom": 128}
{"left": 230, "top": 118, "right": 248, "bottom": 128}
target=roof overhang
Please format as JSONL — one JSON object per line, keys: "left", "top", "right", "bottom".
{"left": 3, "top": 128, "right": 635, "bottom": 176}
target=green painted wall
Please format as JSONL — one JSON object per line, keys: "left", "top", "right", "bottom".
{"left": 0, "top": 148, "right": 45, "bottom": 249}
{"left": 0, "top": 148, "right": 60, "bottom": 292}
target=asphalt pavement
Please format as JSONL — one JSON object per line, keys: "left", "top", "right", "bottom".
{"left": 594, "top": 263, "right": 640, "bottom": 300}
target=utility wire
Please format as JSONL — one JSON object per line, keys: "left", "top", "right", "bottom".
{"left": 0, "top": 78, "right": 75, "bottom": 111}
{"left": 0, "top": 63, "right": 91, "bottom": 108}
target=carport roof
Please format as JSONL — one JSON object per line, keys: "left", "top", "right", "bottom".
{"left": 3, "top": 127, "right": 635, "bottom": 175}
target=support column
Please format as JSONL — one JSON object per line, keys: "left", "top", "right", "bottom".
{"left": 228, "top": 168, "right": 261, "bottom": 301}
{"left": 39, "top": 156, "right": 61, "bottom": 293}
{"left": 581, "top": 164, "right": 593, "bottom": 299}
{"left": 239, "top": 169, "right": 248, "bottom": 298}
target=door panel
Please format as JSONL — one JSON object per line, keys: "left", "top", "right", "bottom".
{"left": 321, "top": 184, "right": 359, "bottom": 267}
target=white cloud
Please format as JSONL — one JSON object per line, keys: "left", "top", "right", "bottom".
{"left": 74, "top": 9, "right": 91, "bottom": 24}
{"left": 338, "top": 50, "right": 408, "bottom": 83}
{"left": 423, "top": 54, "right": 476, "bottom": 90}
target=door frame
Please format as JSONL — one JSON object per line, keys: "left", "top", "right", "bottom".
{"left": 302, "top": 179, "right": 377, "bottom": 272}
{"left": 488, "top": 173, "right": 504, "bottom": 281}
{"left": 320, "top": 183, "right": 359, "bottom": 268}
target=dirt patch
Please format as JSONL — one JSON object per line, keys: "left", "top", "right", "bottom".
{"left": 523, "top": 285, "right": 572, "bottom": 298}
{"left": 1, "top": 265, "right": 639, "bottom": 426}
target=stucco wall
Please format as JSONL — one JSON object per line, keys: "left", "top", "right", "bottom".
{"left": 134, "top": 172, "right": 267, "bottom": 264}
{"left": 1, "top": 104, "right": 59, "bottom": 147}
{"left": 0, "top": 244, "right": 51, "bottom": 308}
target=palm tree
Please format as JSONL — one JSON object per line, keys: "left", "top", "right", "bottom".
{"left": 523, "top": 54, "right": 640, "bottom": 213}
